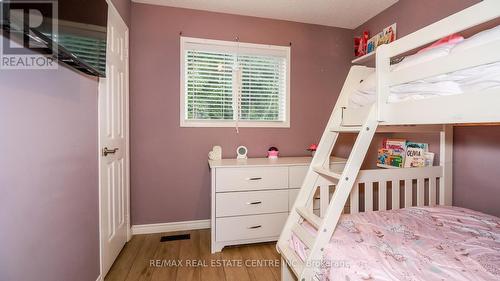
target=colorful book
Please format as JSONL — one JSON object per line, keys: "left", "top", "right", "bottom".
{"left": 380, "top": 139, "right": 405, "bottom": 167}
{"left": 377, "top": 148, "right": 394, "bottom": 165}
{"left": 389, "top": 154, "right": 404, "bottom": 167}
{"left": 385, "top": 139, "right": 406, "bottom": 151}
{"left": 378, "top": 148, "right": 405, "bottom": 168}
{"left": 406, "top": 141, "right": 429, "bottom": 151}
{"left": 404, "top": 147, "right": 426, "bottom": 168}
{"left": 379, "top": 139, "right": 433, "bottom": 168}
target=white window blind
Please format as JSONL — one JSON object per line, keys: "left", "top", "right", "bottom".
{"left": 181, "top": 37, "right": 290, "bottom": 127}
{"left": 54, "top": 34, "right": 107, "bottom": 73}
{"left": 185, "top": 50, "right": 234, "bottom": 120}
{"left": 239, "top": 54, "right": 286, "bottom": 121}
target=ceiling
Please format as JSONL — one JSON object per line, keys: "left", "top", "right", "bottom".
{"left": 132, "top": 0, "right": 399, "bottom": 29}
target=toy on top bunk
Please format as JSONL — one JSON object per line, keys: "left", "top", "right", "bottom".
{"left": 377, "top": 138, "right": 435, "bottom": 168}
{"left": 353, "top": 23, "right": 397, "bottom": 57}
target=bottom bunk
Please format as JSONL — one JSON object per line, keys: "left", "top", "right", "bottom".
{"left": 280, "top": 164, "right": 500, "bottom": 281}
{"left": 290, "top": 206, "right": 500, "bottom": 281}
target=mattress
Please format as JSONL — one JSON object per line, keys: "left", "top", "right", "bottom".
{"left": 290, "top": 206, "right": 500, "bottom": 281}
{"left": 349, "top": 61, "right": 500, "bottom": 108}
{"left": 349, "top": 24, "right": 500, "bottom": 108}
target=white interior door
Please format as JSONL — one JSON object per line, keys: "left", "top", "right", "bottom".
{"left": 99, "top": 2, "right": 129, "bottom": 278}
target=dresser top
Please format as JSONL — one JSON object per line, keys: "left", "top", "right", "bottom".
{"left": 209, "top": 156, "right": 346, "bottom": 168}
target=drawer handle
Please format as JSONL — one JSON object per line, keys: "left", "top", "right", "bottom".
{"left": 247, "top": 201, "right": 262, "bottom": 205}
{"left": 246, "top": 177, "right": 262, "bottom": 181}
{"left": 248, "top": 225, "right": 262, "bottom": 229}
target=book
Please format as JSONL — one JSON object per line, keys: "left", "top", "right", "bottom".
{"left": 378, "top": 147, "right": 405, "bottom": 168}
{"left": 406, "top": 141, "right": 429, "bottom": 151}
{"left": 365, "top": 23, "right": 396, "bottom": 54}
{"left": 389, "top": 154, "right": 404, "bottom": 168}
{"left": 380, "top": 23, "right": 397, "bottom": 45}
{"left": 404, "top": 147, "right": 426, "bottom": 168}
{"left": 378, "top": 139, "right": 407, "bottom": 168}
{"left": 367, "top": 35, "right": 378, "bottom": 53}
{"left": 424, "top": 152, "right": 435, "bottom": 167}
{"left": 385, "top": 139, "right": 406, "bottom": 151}
{"left": 377, "top": 148, "right": 391, "bottom": 165}
{"left": 380, "top": 139, "right": 433, "bottom": 168}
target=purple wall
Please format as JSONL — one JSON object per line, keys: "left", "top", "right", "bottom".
{"left": 454, "top": 126, "right": 500, "bottom": 216}
{"left": 353, "top": 0, "right": 479, "bottom": 44}
{"left": 130, "top": 4, "right": 353, "bottom": 224}
{"left": 0, "top": 1, "right": 130, "bottom": 280}
{"left": 355, "top": 0, "right": 500, "bottom": 217}
{"left": 0, "top": 49, "right": 100, "bottom": 280}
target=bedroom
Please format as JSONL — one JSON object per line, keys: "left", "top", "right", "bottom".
{"left": 1, "top": 0, "right": 499, "bottom": 280}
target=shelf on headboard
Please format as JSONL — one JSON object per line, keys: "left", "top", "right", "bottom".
{"left": 352, "top": 51, "right": 375, "bottom": 64}
{"left": 376, "top": 163, "right": 400, "bottom": 169}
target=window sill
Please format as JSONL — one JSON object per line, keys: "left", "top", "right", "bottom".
{"left": 180, "top": 120, "right": 290, "bottom": 128}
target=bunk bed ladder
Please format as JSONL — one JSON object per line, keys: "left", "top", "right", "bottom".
{"left": 277, "top": 104, "right": 378, "bottom": 281}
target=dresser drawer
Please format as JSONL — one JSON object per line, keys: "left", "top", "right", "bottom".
{"left": 216, "top": 190, "right": 288, "bottom": 217}
{"left": 216, "top": 213, "right": 288, "bottom": 242}
{"left": 289, "top": 165, "right": 309, "bottom": 188}
{"left": 216, "top": 167, "right": 288, "bottom": 192}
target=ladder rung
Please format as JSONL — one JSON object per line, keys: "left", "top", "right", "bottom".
{"left": 277, "top": 242, "right": 305, "bottom": 277}
{"left": 296, "top": 206, "right": 322, "bottom": 229}
{"left": 312, "top": 166, "right": 342, "bottom": 180}
{"left": 331, "top": 126, "right": 362, "bottom": 132}
{"left": 291, "top": 223, "right": 315, "bottom": 249}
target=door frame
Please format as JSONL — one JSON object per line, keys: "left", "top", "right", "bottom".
{"left": 98, "top": 0, "right": 131, "bottom": 279}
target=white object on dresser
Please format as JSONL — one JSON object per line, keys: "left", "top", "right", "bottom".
{"left": 208, "top": 145, "right": 222, "bottom": 160}
{"left": 236, "top": 146, "right": 248, "bottom": 159}
{"left": 208, "top": 156, "right": 346, "bottom": 253}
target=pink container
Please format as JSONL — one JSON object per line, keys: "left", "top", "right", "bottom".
{"left": 267, "top": 150, "right": 279, "bottom": 159}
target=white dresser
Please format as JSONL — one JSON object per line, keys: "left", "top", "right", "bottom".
{"left": 208, "top": 156, "right": 346, "bottom": 253}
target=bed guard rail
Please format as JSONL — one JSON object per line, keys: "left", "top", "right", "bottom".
{"left": 315, "top": 165, "right": 445, "bottom": 218}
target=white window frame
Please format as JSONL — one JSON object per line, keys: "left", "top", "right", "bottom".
{"left": 180, "top": 37, "right": 291, "bottom": 128}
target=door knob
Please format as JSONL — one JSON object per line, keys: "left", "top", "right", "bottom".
{"left": 102, "top": 147, "right": 119, "bottom": 156}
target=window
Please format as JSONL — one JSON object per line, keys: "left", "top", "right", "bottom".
{"left": 180, "top": 37, "right": 290, "bottom": 127}
{"left": 54, "top": 34, "right": 107, "bottom": 73}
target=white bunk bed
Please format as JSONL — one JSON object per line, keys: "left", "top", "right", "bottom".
{"left": 278, "top": 1, "right": 500, "bottom": 280}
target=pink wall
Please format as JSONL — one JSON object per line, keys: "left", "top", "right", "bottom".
{"left": 130, "top": 4, "right": 353, "bottom": 224}
{"left": 355, "top": 0, "right": 500, "bottom": 217}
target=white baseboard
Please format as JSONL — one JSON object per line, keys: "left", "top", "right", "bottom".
{"left": 131, "top": 219, "right": 210, "bottom": 235}
{"left": 96, "top": 275, "right": 102, "bottom": 281}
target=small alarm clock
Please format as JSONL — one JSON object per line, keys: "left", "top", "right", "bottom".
{"left": 236, "top": 146, "right": 248, "bottom": 159}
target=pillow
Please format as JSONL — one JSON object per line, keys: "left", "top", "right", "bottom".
{"left": 348, "top": 90, "right": 376, "bottom": 108}
{"left": 358, "top": 72, "right": 376, "bottom": 94}
{"left": 349, "top": 72, "right": 376, "bottom": 108}
{"left": 393, "top": 43, "right": 453, "bottom": 71}
{"left": 451, "top": 24, "right": 500, "bottom": 53}
{"left": 417, "top": 34, "right": 464, "bottom": 53}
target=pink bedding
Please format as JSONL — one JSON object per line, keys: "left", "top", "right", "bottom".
{"left": 290, "top": 206, "right": 500, "bottom": 281}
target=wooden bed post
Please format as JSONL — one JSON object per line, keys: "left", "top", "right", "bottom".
{"left": 439, "top": 125, "right": 453, "bottom": 205}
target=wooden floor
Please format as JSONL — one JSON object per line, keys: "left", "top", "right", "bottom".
{"left": 105, "top": 229, "right": 283, "bottom": 281}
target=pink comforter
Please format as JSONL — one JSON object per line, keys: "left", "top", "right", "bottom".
{"left": 290, "top": 206, "right": 500, "bottom": 281}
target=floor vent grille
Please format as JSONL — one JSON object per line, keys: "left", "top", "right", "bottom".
{"left": 160, "top": 234, "right": 190, "bottom": 242}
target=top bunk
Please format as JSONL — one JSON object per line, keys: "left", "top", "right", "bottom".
{"left": 341, "top": 0, "right": 500, "bottom": 127}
